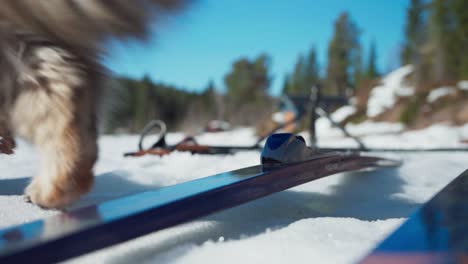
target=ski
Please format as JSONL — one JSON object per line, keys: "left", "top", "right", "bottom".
{"left": 359, "top": 169, "right": 468, "bottom": 264}
{"left": 0, "top": 134, "right": 400, "bottom": 263}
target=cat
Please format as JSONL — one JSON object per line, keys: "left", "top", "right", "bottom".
{"left": 0, "top": 0, "right": 189, "bottom": 209}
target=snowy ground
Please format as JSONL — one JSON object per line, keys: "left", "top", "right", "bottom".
{"left": 1, "top": 119, "right": 468, "bottom": 264}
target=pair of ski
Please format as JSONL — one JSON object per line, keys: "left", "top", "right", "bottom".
{"left": 0, "top": 133, "right": 464, "bottom": 263}
{"left": 123, "top": 119, "right": 468, "bottom": 158}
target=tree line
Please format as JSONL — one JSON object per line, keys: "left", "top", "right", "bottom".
{"left": 105, "top": 76, "right": 218, "bottom": 133}
{"left": 105, "top": 54, "right": 274, "bottom": 133}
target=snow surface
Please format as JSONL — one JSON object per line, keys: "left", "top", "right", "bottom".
{"left": 2, "top": 118, "right": 468, "bottom": 263}
{"left": 367, "top": 65, "right": 414, "bottom": 117}
{"left": 426, "top": 86, "right": 457, "bottom": 103}
{"left": 315, "top": 116, "right": 404, "bottom": 141}
{"left": 458, "top": 80, "right": 468, "bottom": 91}
{"left": 331, "top": 105, "right": 356, "bottom": 123}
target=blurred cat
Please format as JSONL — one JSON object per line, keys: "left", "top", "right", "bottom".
{"left": 0, "top": 0, "right": 189, "bottom": 208}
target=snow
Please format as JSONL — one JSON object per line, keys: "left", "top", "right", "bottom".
{"left": 272, "top": 112, "right": 287, "bottom": 123}
{"left": 314, "top": 118, "right": 404, "bottom": 141}
{"left": 1, "top": 118, "right": 468, "bottom": 263}
{"left": 367, "top": 65, "right": 414, "bottom": 117}
{"left": 426, "top": 86, "right": 456, "bottom": 103}
{"left": 151, "top": 218, "right": 402, "bottom": 264}
{"left": 458, "top": 80, "right": 468, "bottom": 91}
{"left": 331, "top": 105, "right": 356, "bottom": 123}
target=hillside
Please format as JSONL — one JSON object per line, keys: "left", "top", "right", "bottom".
{"left": 348, "top": 65, "right": 468, "bottom": 129}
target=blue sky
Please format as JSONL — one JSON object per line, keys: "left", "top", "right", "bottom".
{"left": 104, "top": 0, "right": 409, "bottom": 96}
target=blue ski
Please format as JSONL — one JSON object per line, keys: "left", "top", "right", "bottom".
{"left": 360, "top": 169, "right": 468, "bottom": 264}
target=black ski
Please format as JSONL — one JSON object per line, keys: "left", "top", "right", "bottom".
{"left": 0, "top": 151, "right": 399, "bottom": 263}
{"left": 359, "top": 169, "right": 468, "bottom": 264}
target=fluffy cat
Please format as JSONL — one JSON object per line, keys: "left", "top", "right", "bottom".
{"left": 0, "top": 0, "right": 189, "bottom": 208}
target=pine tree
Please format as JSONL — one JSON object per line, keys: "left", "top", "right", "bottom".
{"left": 325, "top": 12, "right": 361, "bottom": 96}
{"left": 224, "top": 54, "right": 272, "bottom": 125}
{"left": 304, "top": 47, "right": 320, "bottom": 91}
{"left": 224, "top": 54, "right": 272, "bottom": 122}
{"left": 290, "top": 54, "right": 306, "bottom": 94}
{"left": 428, "top": 0, "right": 457, "bottom": 83}
{"left": 366, "top": 41, "right": 379, "bottom": 79}
{"left": 252, "top": 54, "right": 272, "bottom": 103}
{"left": 282, "top": 74, "right": 294, "bottom": 94}
{"left": 353, "top": 44, "right": 363, "bottom": 89}
{"left": 225, "top": 58, "right": 251, "bottom": 106}
{"left": 401, "top": 0, "right": 426, "bottom": 66}
{"left": 201, "top": 80, "right": 218, "bottom": 118}
{"left": 134, "top": 75, "right": 151, "bottom": 130}
{"left": 452, "top": 0, "right": 468, "bottom": 79}
{"left": 284, "top": 47, "right": 321, "bottom": 95}
{"left": 282, "top": 46, "right": 321, "bottom": 96}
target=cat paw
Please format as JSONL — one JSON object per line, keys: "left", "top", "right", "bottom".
{"left": 0, "top": 136, "right": 15, "bottom": 155}
{"left": 25, "top": 181, "right": 73, "bottom": 209}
